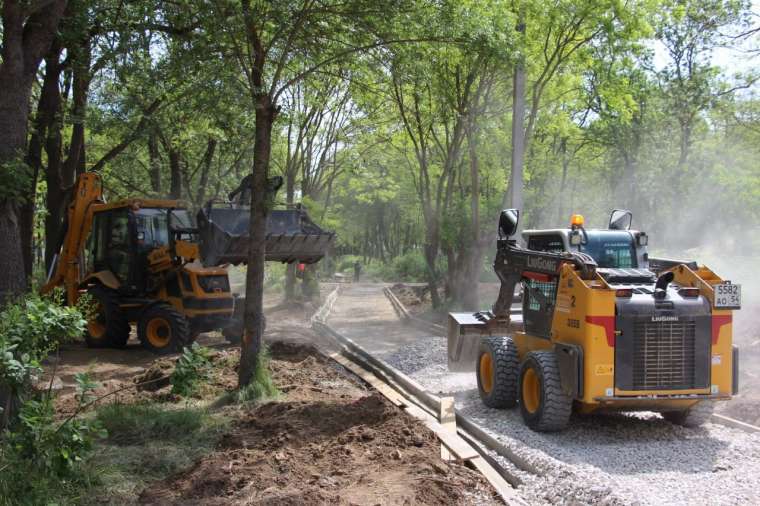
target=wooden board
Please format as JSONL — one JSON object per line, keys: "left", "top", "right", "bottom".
{"left": 405, "top": 404, "right": 479, "bottom": 461}
{"left": 440, "top": 397, "right": 456, "bottom": 460}
{"left": 328, "top": 353, "right": 407, "bottom": 407}
{"left": 469, "top": 456, "right": 529, "bottom": 506}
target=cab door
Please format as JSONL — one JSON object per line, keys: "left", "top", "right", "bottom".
{"left": 522, "top": 234, "right": 564, "bottom": 339}
{"left": 88, "top": 208, "right": 135, "bottom": 288}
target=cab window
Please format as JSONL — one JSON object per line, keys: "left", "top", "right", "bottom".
{"left": 581, "top": 232, "right": 637, "bottom": 268}
{"left": 134, "top": 208, "right": 193, "bottom": 253}
{"left": 527, "top": 234, "right": 565, "bottom": 253}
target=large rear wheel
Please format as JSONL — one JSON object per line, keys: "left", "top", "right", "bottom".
{"left": 519, "top": 351, "right": 572, "bottom": 432}
{"left": 476, "top": 336, "right": 519, "bottom": 408}
{"left": 138, "top": 303, "right": 190, "bottom": 355}
{"left": 84, "top": 285, "right": 130, "bottom": 348}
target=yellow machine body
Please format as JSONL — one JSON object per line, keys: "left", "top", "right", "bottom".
{"left": 450, "top": 209, "right": 739, "bottom": 430}
{"left": 42, "top": 173, "right": 238, "bottom": 351}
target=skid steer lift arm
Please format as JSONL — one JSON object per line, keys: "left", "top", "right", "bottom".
{"left": 491, "top": 240, "right": 597, "bottom": 323}
{"left": 447, "top": 209, "right": 596, "bottom": 371}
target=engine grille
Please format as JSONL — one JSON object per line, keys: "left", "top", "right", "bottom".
{"left": 632, "top": 319, "right": 697, "bottom": 390}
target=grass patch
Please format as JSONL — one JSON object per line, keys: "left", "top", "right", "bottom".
{"left": 64, "top": 403, "right": 226, "bottom": 504}
{"left": 217, "top": 347, "right": 280, "bottom": 406}
{"left": 95, "top": 403, "right": 215, "bottom": 445}
{"left": 1, "top": 402, "right": 228, "bottom": 505}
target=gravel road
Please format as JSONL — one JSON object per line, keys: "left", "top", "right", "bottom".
{"left": 330, "top": 284, "right": 760, "bottom": 506}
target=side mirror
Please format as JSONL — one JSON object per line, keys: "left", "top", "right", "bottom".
{"left": 609, "top": 209, "right": 633, "bottom": 230}
{"left": 499, "top": 209, "right": 519, "bottom": 238}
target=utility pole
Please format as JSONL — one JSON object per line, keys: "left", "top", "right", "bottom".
{"left": 505, "top": 8, "right": 526, "bottom": 220}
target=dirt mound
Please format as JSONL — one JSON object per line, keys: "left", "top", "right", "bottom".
{"left": 139, "top": 344, "right": 497, "bottom": 505}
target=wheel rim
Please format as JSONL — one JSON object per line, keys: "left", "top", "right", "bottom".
{"left": 479, "top": 353, "right": 494, "bottom": 394}
{"left": 522, "top": 367, "right": 541, "bottom": 414}
{"left": 146, "top": 317, "right": 172, "bottom": 348}
{"left": 87, "top": 303, "right": 106, "bottom": 339}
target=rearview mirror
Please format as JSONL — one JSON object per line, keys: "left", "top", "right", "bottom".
{"left": 609, "top": 209, "right": 633, "bottom": 230}
{"left": 499, "top": 209, "right": 519, "bottom": 238}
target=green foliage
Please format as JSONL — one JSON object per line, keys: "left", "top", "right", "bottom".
{"left": 0, "top": 155, "right": 32, "bottom": 203}
{"left": 170, "top": 343, "right": 213, "bottom": 397}
{"left": 0, "top": 373, "right": 105, "bottom": 504}
{"left": 0, "top": 291, "right": 86, "bottom": 396}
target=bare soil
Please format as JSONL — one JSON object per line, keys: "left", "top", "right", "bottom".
{"left": 44, "top": 288, "right": 498, "bottom": 505}
{"left": 140, "top": 342, "right": 496, "bottom": 505}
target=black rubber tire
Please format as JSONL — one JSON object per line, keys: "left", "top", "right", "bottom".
{"left": 519, "top": 351, "right": 573, "bottom": 432}
{"left": 662, "top": 401, "right": 714, "bottom": 428}
{"left": 137, "top": 303, "right": 190, "bottom": 355}
{"left": 84, "top": 285, "right": 130, "bottom": 348}
{"left": 476, "top": 336, "right": 519, "bottom": 409}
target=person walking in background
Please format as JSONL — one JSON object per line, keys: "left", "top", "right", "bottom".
{"left": 353, "top": 260, "right": 362, "bottom": 282}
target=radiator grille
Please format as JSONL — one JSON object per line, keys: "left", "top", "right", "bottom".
{"left": 632, "top": 319, "right": 697, "bottom": 390}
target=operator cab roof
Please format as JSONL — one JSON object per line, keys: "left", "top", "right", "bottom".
{"left": 522, "top": 227, "right": 650, "bottom": 274}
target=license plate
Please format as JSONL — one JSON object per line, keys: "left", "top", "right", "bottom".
{"left": 714, "top": 282, "right": 741, "bottom": 309}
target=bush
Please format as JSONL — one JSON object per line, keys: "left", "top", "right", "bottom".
{"left": 170, "top": 343, "right": 213, "bottom": 397}
{"left": 0, "top": 373, "right": 105, "bottom": 504}
{"left": 0, "top": 291, "right": 87, "bottom": 425}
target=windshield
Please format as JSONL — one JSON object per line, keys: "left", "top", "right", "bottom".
{"left": 580, "top": 231, "right": 637, "bottom": 268}
{"left": 134, "top": 208, "right": 193, "bottom": 252}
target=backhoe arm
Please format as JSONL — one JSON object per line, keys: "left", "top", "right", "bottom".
{"left": 41, "top": 173, "right": 104, "bottom": 304}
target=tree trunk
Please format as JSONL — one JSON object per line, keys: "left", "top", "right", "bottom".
{"left": 169, "top": 148, "right": 182, "bottom": 199}
{"left": 423, "top": 221, "right": 441, "bottom": 308}
{"left": 43, "top": 61, "right": 66, "bottom": 272}
{"left": 195, "top": 138, "right": 217, "bottom": 206}
{"left": 63, "top": 46, "right": 91, "bottom": 177}
{"left": 239, "top": 94, "right": 276, "bottom": 388}
{"left": 284, "top": 169, "right": 297, "bottom": 300}
{"left": 149, "top": 133, "right": 161, "bottom": 195}
{"left": 459, "top": 122, "right": 484, "bottom": 311}
{"left": 0, "top": 0, "right": 67, "bottom": 304}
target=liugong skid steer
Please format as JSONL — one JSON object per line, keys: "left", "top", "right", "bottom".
{"left": 448, "top": 209, "right": 740, "bottom": 431}
{"left": 42, "top": 172, "right": 334, "bottom": 354}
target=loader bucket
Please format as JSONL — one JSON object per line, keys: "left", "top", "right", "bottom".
{"left": 447, "top": 310, "right": 524, "bottom": 372}
{"left": 196, "top": 205, "right": 335, "bottom": 267}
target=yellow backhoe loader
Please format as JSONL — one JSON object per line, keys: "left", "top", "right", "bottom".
{"left": 449, "top": 209, "right": 740, "bottom": 431}
{"left": 42, "top": 172, "right": 334, "bottom": 354}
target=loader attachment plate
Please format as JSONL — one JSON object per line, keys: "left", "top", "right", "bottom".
{"left": 196, "top": 205, "right": 335, "bottom": 266}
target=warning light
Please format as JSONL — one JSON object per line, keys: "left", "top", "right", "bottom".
{"left": 570, "top": 214, "right": 585, "bottom": 228}
{"left": 298, "top": 263, "right": 306, "bottom": 272}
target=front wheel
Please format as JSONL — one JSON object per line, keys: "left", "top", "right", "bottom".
{"left": 477, "top": 336, "right": 519, "bottom": 408}
{"left": 519, "top": 351, "right": 573, "bottom": 432}
{"left": 138, "top": 303, "right": 190, "bottom": 355}
{"left": 84, "top": 285, "right": 130, "bottom": 348}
